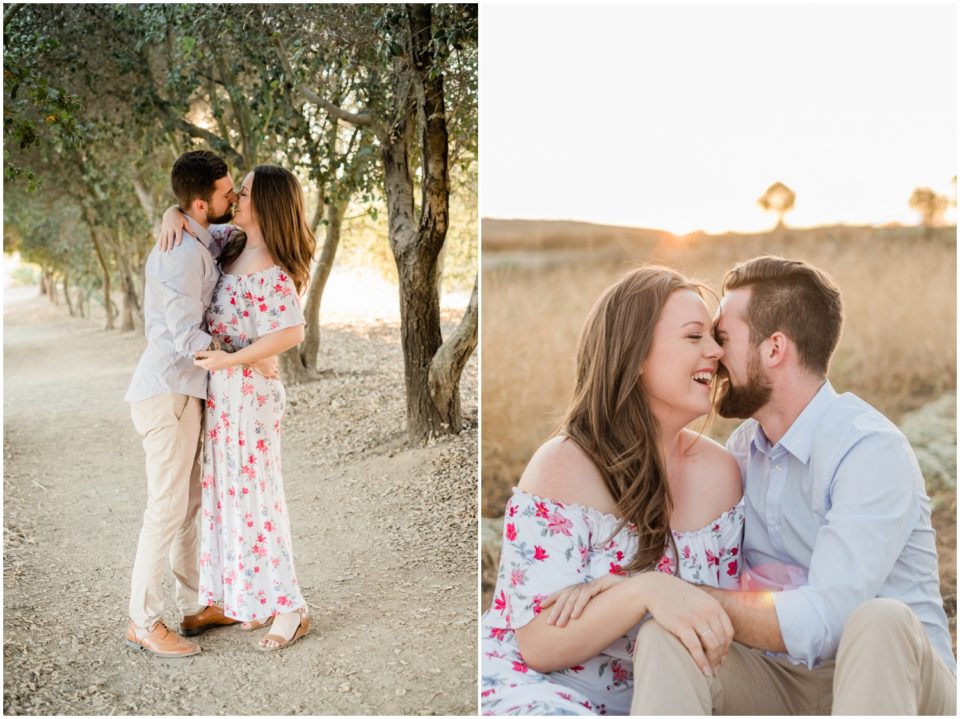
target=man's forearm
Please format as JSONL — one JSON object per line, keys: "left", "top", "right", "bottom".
{"left": 700, "top": 586, "right": 787, "bottom": 653}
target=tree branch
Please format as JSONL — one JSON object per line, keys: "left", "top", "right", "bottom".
{"left": 266, "top": 19, "right": 383, "bottom": 137}
{"left": 170, "top": 117, "right": 247, "bottom": 171}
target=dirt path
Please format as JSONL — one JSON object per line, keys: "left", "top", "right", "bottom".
{"left": 3, "top": 287, "right": 478, "bottom": 715}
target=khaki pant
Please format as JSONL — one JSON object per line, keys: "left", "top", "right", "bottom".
{"left": 631, "top": 598, "right": 956, "bottom": 715}
{"left": 128, "top": 394, "right": 205, "bottom": 629}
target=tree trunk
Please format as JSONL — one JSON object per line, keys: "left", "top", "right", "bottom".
{"left": 47, "top": 270, "right": 59, "bottom": 305}
{"left": 88, "top": 225, "right": 115, "bottom": 330}
{"left": 39, "top": 267, "right": 49, "bottom": 296}
{"left": 77, "top": 287, "right": 87, "bottom": 319}
{"left": 120, "top": 270, "right": 137, "bottom": 332}
{"left": 427, "top": 276, "right": 477, "bottom": 430}
{"left": 380, "top": 3, "right": 468, "bottom": 444}
{"left": 62, "top": 272, "right": 75, "bottom": 317}
{"left": 302, "top": 198, "right": 346, "bottom": 368}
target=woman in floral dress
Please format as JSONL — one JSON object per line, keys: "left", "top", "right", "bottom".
{"left": 481, "top": 266, "right": 745, "bottom": 715}
{"left": 188, "top": 165, "right": 316, "bottom": 651}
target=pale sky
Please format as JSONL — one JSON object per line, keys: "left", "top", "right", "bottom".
{"left": 480, "top": 3, "right": 957, "bottom": 234}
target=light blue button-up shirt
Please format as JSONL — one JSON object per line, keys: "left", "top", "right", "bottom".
{"left": 726, "top": 381, "right": 955, "bottom": 673}
{"left": 125, "top": 215, "right": 223, "bottom": 403}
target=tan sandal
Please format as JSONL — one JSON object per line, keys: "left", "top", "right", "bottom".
{"left": 257, "top": 607, "right": 310, "bottom": 652}
{"left": 239, "top": 616, "right": 274, "bottom": 632}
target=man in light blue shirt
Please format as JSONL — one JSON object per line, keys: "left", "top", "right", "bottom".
{"left": 124, "top": 151, "right": 248, "bottom": 657}
{"left": 632, "top": 256, "right": 955, "bottom": 714}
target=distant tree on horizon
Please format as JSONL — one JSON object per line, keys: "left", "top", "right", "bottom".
{"left": 757, "top": 182, "right": 796, "bottom": 229}
{"left": 908, "top": 187, "right": 949, "bottom": 228}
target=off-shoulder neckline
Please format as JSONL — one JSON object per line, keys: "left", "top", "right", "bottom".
{"left": 221, "top": 265, "right": 283, "bottom": 279}
{"left": 510, "top": 487, "right": 743, "bottom": 537}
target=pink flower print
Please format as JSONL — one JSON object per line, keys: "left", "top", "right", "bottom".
{"left": 257, "top": 394, "right": 268, "bottom": 407}
{"left": 259, "top": 303, "right": 268, "bottom": 312}
{"left": 730, "top": 547, "right": 739, "bottom": 556}
{"left": 254, "top": 566, "right": 260, "bottom": 574}
{"left": 201, "top": 474, "right": 213, "bottom": 490}
{"left": 241, "top": 381, "right": 254, "bottom": 396}
{"left": 208, "top": 426, "right": 219, "bottom": 441}
{"left": 511, "top": 660, "right": 528, "bottom": 673}
{"left": 547, "top": 511, "right": 573, "bottom": 536}
{"left": 727, "top": 559, "right": 739, "bottom": 576}
{"left": 508, "top": 504, "right": 518, "bottom": 517}
{"left": 278, "top": 273, "right": 288, "bottom": 282}
{"left": 241, "top": 486, "right": 249, "bottom": 495}
{"left": 612, "top": 661, "right": 629, "bottom": 684}
{"left": 569, "top": 665, "right": 585, "bottom": 672}
{"left": 505, "top": 523, "right": 517, "bottom": 542}
{"left": 256, "top": 439, "right": 268, "bottom": 453}
{"left": 264, "top": 520, "right": 274, "bottom": 532}
{"left": 616, "top": 550, "right": 624, "bottom": 561}
{"left": 252, "top": 544, "right": 267, "bottom": 559}
{"left": 242, "top": 367, "right": 252, "bottom": 378}
{"left": 489, "top": 627, "right": 509, "bottom": 641}
{"left": 277, "top": 595, "right": 289, "bottom": 607}
{"left": 494, "top": 590, "right": 507, "bottom": 615}
{"left": 656, "top": 555, "right": 674, "bottom": 573}
{"left": 510, "top": 568, "right": 526, "bottom": 587}
{"left": 256, "top": 533, "right": 266, "bottom": 543}
{"left": 609, "top": 562, "right": 625, "bottom": 576}
{"left": 705, "top": 548, "right": 719, "bottom": 567}
{"left": 481, "top": 689, "right": 495, "bottom": 698}
{"left": 271, "top": 558, "right": 280, "bottom": 569}
{"left": 228, "top": 487, "right": 236, "bottom": 498}
{"left": 242, "top": 310, "right": 249, "bottom": 318}
{"left": 531, "top": 594, "right": 547, "bottom": 615}
{"left": 230, "top": 296, "right": 237, "bottom": 305}
{"left": 682, "top": 545, "right": 691, "bottom": 560}
{"left": 533, "top": 546, "right": 549, "bottom": 561}
{"left": 279, "top": 304, "right": 287, "bottom": 312}
{"left": 273, "top": 283, "right": 283, "bottom": 293}
{"left": 534, "top": 502, "right": 550, "bottom": 518}
{"left": 206, "top": 397, "right": 216, "bottom": 410}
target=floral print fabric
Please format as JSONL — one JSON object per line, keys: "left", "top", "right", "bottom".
{"left": 481, "top": 488, "right": 744, "bottom": 715}
{"left": 197, "top": 265, "right": 307, "bottom": 622}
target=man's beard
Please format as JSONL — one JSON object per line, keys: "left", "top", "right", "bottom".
{"left": 207, "top": 205, "right": 234, "bottom": 224}
{"left": 716, "top": 350, "right": 772, "bottom": 419}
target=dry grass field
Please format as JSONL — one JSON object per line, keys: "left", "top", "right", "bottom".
{"left": 481, "top": 219, "right": 957, "bottom": 643}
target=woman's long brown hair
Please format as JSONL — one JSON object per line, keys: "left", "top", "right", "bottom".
{"left": 219, "top": 165, "right": 315, "bottom": 294}
{"left": 560, "top": 265, "right": 706, "bottom": 574}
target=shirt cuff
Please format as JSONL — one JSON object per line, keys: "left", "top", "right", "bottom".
{"left": 772, "top": 587, "right": 834, "bottom": 668}
{"left": 185, "top": 330, "right": 213, "bottom": 358}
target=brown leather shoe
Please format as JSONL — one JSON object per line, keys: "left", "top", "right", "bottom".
{"left": 126, "top": 619, "right": 200, "bottom": 658}
{"left": 179, "top": 605, "right": 239, "bottom": 637}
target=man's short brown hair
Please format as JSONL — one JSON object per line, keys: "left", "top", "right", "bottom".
{"left": 171, "top": 150, "right": 229, "bottom": 210}
{"left": 723, "top": 255, "right": 843, "bottom": 376}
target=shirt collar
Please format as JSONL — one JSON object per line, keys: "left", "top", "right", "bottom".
{"left": 183, "top": 212, "right": 214, "bottom": 250}
{"left": 750, "top": 380, "right": 837, "bottom": 464}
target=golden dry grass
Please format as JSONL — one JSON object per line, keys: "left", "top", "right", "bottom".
{"left": 481, "top": 221, "right": 956, "bottom": 516}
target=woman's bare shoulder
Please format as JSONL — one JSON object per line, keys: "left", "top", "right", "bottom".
{"left": 681, "top": 429, "right": 742, "bottom": 505}
{"left": 517, "top": 436, "right": 618, "bottom": 515}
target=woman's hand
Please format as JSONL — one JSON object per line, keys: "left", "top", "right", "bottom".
{"left": 193, "top": 349, "right": 234, "bottom": 372}
{"left": 249, "top": 356, "right": 280, "bottom": 380}
{"left": 540, "top": 574, "right": 627, "bottom": 627}
{"left": 642, "top": 572, "right": 734, "bottom": 677}
{"left": 158, "top": 205, "right": 189, "bottom": 252}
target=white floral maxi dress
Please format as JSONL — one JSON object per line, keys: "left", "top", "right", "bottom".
{"left": 480, "top": 488, "right": 745, "bottom": 716}
{"left": 197, "top": 266, "right": 307, "bottom": 622}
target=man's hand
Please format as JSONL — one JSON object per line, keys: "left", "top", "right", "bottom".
{"left": 157, "top": 205, "right": 189, "bottom": 252}
{"left": 250, "top": 356, "right": 280, "bottom": 380}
